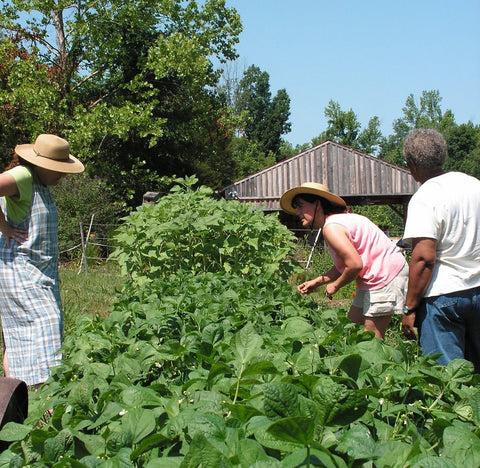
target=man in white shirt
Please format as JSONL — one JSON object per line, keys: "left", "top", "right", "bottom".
{"left": 402, "top": 128, "right": 480, "bottom": 372}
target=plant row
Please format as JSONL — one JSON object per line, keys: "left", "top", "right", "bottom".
{"left": 1, "top": 179, "right": 479, "bottom": 467}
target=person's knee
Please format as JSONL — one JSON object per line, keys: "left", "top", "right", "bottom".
{"left": 348, "top": 307, "right": 365, "bottom": 324}
{"left": 365, "top": 316, "right": 392, "bottom": 339}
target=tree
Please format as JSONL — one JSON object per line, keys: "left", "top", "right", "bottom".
{"left": 444, "top": 122, "right": 480, "bottom": 178}
{"left": 379, "top": 90, "right": 457, "bottom": 166}
{"left": 0, "top": 0, "right": 242, "bottom": 204}
{"left": 234, "top": 65, "right": 291, "bottom": 158}
{"left": 311, "top": 100, "right": 383, "bottom": 154}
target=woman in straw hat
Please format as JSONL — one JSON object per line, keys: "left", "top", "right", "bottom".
{"left": 0, "top": 134, "right": 84, "bottom": 387}
{"left": 280, "top": 182, "right": 408, "bottom": 339}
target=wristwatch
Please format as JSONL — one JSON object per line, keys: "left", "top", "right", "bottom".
{"left": 404, "top": 307, "right": 417, "bottom": 315}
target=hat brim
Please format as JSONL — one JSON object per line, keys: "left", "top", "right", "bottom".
{"left": 15, "top": 144, "right": 84, "bottom": 174}
{"left": 280, "top": 186, "right": 346, "bottom": 215}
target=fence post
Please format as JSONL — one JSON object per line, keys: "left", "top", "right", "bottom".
{"left": 78, "top": 214, "right": 95, "bottom": 275}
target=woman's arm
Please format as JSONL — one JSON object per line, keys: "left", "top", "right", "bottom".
{"left": 297, "top": 266, "right": 340, "bottom": 294}
{"left": 322, "top": 222, "right": 363, "bottom": 297}
{"left": 0, "top": 172, "right": 27, "bottom": 247}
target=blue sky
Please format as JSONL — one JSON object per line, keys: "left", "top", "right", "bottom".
{"left": 223, "top": 0, "right": 480, "bottom": 147}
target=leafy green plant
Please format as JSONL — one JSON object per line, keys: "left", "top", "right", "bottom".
{"left": 111, "top": 176, "right": 300, "bottom": 286}
{"left": 2, "top": 178, "right": 480, "bottom": 467}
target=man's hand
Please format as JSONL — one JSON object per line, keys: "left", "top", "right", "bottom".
{"left": 402, "top": 312, "right": 417, "bottom": 340}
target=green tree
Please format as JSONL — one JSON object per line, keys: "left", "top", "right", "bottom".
{"left": 444, "top": 122, "right": 480, "bottom": 177}
{"left": 379, "top": 90, "right": 457, "bottom": 166}
{"left": 311, "top": 100, "right": 382, "bottom": 154}
{"left": 235, "top": 65, "right": 291, "bottom": 157}
{"left": 0, "top": 0, "right": 242, "bottom": 204}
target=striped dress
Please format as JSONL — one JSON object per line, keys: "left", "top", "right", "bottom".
{"left": 0, "top": 171, "right": 63, "bottom": 386}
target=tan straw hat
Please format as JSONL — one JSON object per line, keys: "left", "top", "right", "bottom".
{"left": 280, "top": 182, "right": 346, "bottom": 215}
{"left": 14, "top": 134, "right": 84, "bottom": 174}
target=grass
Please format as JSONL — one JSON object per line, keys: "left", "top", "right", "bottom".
{"left": 60, "top": 261, "right": 126, "bottom": 335}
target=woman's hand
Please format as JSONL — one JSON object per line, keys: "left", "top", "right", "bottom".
{"left": 297, "top": 279, "right": 319, "bottom": 294}
{"left": 324, "top": 282, "right": 339, "bottom": 300}
{"left": 0, "top": 223, "right": 27, "bottom": 247}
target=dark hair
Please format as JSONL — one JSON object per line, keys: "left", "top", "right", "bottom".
{"left": 4, "top": 154, "right": 34, "bottom": 172}
{"left": 292, "top": 193, "right": 347, "bottom": 215}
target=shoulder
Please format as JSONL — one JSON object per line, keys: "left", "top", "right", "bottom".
{"left": 323, "top": 214, "right": 350, "bottom": 236}
{"left": 5, "top": 165, "right": 33, "bottom": 183}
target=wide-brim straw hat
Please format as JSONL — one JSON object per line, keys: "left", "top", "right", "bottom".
{"left": 280, "top": 182, "right": 346, "bottom": 215}
{"left": 14, "top": 134, "right": 84, "bottom": 174}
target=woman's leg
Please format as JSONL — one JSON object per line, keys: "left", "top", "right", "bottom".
{"left": 2, "top": 333, "right": 10, "bottom": 377}
{"left": 347, "top": 305, "right": 365, "bottom": 325}
{"left": 364, "top": 315, "right": 392, "bottom": 339}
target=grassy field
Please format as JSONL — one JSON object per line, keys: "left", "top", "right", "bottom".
{"left": 60, "top": 261, "right": 126, "bottom": 334}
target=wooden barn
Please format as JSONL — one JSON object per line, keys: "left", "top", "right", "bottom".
{"left": 223, "top": 140, "right": 419, "bottom": 237}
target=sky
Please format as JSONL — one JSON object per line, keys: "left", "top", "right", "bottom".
{"left": 223, "top": 0, "right": 480, "bottom": 147}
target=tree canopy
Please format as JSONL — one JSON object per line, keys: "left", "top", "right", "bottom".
{"left": 1, "top": 1, "right": 478, "bottom": 212}
{"left": 0, "top": 0, "right": 243, "bottom": 203}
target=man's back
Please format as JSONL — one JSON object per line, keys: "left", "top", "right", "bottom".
{"left": 404, "top": 171, "right": 480, "bottom": 296}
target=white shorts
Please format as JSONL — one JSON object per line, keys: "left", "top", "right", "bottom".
{"left": 352, "top": 263, "right": 408, "bottom": 317}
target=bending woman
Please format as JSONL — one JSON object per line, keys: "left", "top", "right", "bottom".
{"left": 0, "top": 134, "right": 84, "bottom": 387}
{"left": 280, "top": 182, "right": 408, "bottom": 339}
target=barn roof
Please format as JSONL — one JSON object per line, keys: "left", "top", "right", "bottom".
{"left": 223, "top": 140, "right": 419, "bottom": 213}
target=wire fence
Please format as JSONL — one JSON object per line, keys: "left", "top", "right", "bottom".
{"left": 59, "top": 215, "right": 119, "bottom": 275}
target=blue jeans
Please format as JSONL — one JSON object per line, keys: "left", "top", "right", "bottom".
{"left": 415, "top": 286, "right": 480, "bottom": 373}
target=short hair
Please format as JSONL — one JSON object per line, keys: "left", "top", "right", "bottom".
{"left": 403, "top": 128, "right": 447, "bottom": 169}
{"left": 292, "top": 193, "right": 347, "bottom": 215}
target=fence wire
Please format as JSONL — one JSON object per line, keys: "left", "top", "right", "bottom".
{"left": 59, "top": 215, "right": 120, "bottom": 275}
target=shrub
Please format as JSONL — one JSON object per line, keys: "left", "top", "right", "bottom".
{"left": 111, "top": 176, "right": 301, "bottom": 286}
{"left": 52, "top": 175, "right": 125, "bottom": 261}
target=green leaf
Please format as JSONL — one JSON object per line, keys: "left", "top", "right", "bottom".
{"left": 445, "top": 359, "right": 474, "bottom": 383}
{"left": 180, "top": 432, "right": 228, "bottom": 467}
{"left": 336, "top": 425, "right": 376, "bottom": 459}
{"left": 282, "top": 448, "right": 342, "bottom": 468}
{"left": 235, "top": 438, "right": 275, "bottom": 466}
{"left": 0, "top": 422, "right": 31, "bottom": 442}
{"left": 313, "top": 377, "right": 368, "bottom": 426}
{"left": 226, "top": 403, "right": 262, "bottom": 423}
{"left": 207, "top": 362, "right": 233, "bottom": 385}
{"left": 242, "top": 360, "right": 279, "bottom": 377}
{"left": 263, "top": 382, "right": 299, "bottom": 420}
{"left": 120, "top": 386, "right": 164, "bottom": 408}
{"left": 233, "top": 324, "right": 263, "bottom": 364}
{"left": 442, "top": 424, "right": 480, "bottom": 466}
{"left": 186, "top": 413, "right": 226, "bottom": 443}
{"left": 122, "top": 409, "right": 156, "bottom": 444}
{"left": 248, "top": 416, "right": 301, "bottom": 453}
{"left": 281, "top": 316, "right": 314, "bottom": 339}
{"left": 267, "top": 416, "right": 315, "bottom": 445}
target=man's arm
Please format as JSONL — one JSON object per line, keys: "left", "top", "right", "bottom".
{"left": 402, "top": 237, "right": 437, "bottom": 338}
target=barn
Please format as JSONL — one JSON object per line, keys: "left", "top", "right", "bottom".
{"left": 222, "top": 140, "right": 419, "bottom": 238}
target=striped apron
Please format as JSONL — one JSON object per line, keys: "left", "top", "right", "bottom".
{"left": 0, "top": 175, "right": 63, "bottom": 386}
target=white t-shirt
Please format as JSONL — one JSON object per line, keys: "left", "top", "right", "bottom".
{"left": 403, "top": 172, "right": 480, "bottom": 297}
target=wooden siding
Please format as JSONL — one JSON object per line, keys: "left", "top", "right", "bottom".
{"left": 223, "top": 141, "right": 419, "bottom": 212}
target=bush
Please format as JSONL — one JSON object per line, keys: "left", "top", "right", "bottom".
{"left": 52, "top": 175, "right": 125, "bottom": 261}
{"left": 111, "top": 176, "right": 301, "bottom": 286}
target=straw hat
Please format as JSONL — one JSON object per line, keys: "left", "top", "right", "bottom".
{"left": 280, "top": 182, "right": 346, "bottom": 215}
{"left": 14, "top": 134, "right": 84, "bottom": 174}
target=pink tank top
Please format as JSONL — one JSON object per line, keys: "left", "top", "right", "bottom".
{"left": 324, "top": 213, "right": 405, "bottom": 291}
